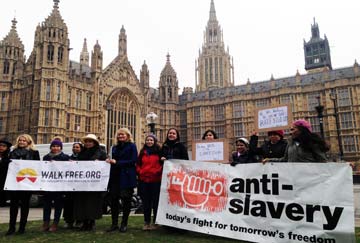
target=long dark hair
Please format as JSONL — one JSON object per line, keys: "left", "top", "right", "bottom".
{"left": 295, "top": 126, "right": 330, "bottom": 152}
{"left": 202, "top": 129, "right": 218, "bottom": 140}
{"left": 164, "top": 128, "right": 181, "bottom": 143}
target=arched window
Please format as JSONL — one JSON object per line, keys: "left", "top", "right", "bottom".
{"left": 107, "top": 91, "right": 139, "bottom": 148}
{"left": 3, "top": 61, "right": 10, "bottom": 74}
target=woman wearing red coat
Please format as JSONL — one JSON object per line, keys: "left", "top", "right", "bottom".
{"left": 136, "top": 134, "right": 163, "bottom": 231}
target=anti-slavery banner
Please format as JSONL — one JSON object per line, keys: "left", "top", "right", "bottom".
{"left": 157, "top": 160, "right": 355, "bottom": 243}
{"left": 4, "top": 160, "right": 110, "bottom": 191}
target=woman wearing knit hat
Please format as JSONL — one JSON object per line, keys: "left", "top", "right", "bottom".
{"left": 136, "top": 134, "right": 162, "bottom": 231}
{"left": 249, "top": 130, "right": 287, "bottom": 161}
{"left": 230, "top": 137, "right": 258, "bottom": 166}
{"left": 42, "top": 140, "right": 70, "bottom": 232}
{"left": 265, "top": 119, "right": 329, "bottom": 163}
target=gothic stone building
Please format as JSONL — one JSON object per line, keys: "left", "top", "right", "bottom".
{"left": 1, "top": 0, "right": 360, "bottom": 161}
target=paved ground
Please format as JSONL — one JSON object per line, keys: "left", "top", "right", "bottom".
{"left": 1, "top": 207, "right": 360, "bottom": 227}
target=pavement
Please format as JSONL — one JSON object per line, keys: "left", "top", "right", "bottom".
{"left": 1, "top": 207, "right": 360, "bottom": 227}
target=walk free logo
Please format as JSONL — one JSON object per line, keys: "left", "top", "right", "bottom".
{"left": 16, "top": 168, "right": 38, "bottom": 183}
{"left": 167, "top": 168, "right": 228, "bottom": 212}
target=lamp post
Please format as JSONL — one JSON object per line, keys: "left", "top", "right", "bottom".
{"left": 329, "top": 90, "right": 344, "bottom": 161}
{"left": 146, "top": 112, "right": 158, "bottom": 134}
{"left": 315, "top": 96, "right": 325, "bottom": 139}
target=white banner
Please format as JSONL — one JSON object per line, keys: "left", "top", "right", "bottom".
{"left": 157, "top": 160, "right": 355, "bottom": 243}
{"left": 4, "top": 160, "right": 110, "bottom": 191}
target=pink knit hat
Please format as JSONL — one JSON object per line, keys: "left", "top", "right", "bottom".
{"left": 292, "top": 119, "right": 312, "bottom": 132}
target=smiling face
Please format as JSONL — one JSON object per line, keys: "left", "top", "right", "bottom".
{"left": 236, "top": 141, "right": 248, "bottom": 154}
{"left": 17, "top": 136, "right": 30, "bottom": 148}
{"left": 204, "top": 132, "right": 215, "bottom": 140}
{"left": 84, "top": 139, "right": 96, "bottom": 149}
{"left": 145, "top": 136, "right": 155, "bottom": 147}
{"left": 72, "top": 143, "right": 82, "bottom": 154}
{"left": 117, "top": 131, "right": 129, "bottom": 143}
{"left": 167, "top": 129, "right": 178, "bottom": 141}
{"left": 50, "top": 145, "right": 62, "bottom": 154}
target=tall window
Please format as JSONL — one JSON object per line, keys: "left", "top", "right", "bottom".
{"left": 76, "top": 91, "right": 82, "bottom": 108}
{"left": 308, "top": 117, "right": 320, "bottom": 133}
{"left": 66, "top": 113, "right": 70, "bottom": 129}
{"left": 46, "top": 80, "right": 51, "bottom": 100}
{"left": 234, "top": 123, "right": 245, "bottom": 137}
{"left": 86, "top": 93, "right": 92, "bottom": 110}
{"left": 85, "top": 117, "right": 91, "bottom": 133}
{"left": 343, "top": 136, "right": 357, "bottom": 152}
{"left": 214, "top": 122, "right": 225, "bottom": 138}
{"left": 1, "top": 93, "right": 6, "bottom": 111}
{"left": 74, "top": 115, "right": 81, "bottom": 131}
{"left": 214, "top": 105, "right": 225, "bottom": 121}
{"left": 193, "top": 127, "right": 201, "bottom": 140}
{"left": 55, "top": 109, "right": 60, "bottom": 127}
{"left": 58, "top": 46, "right": 64, "bottom": 63}
{"left": 307, "top": 93, "right": 319, "bottom": 111}
{"left": 56, "top": 82, "right": 61, "bottom": 101}
{"left": 44, "top": 109, "right": 50, "bottom": 126}
{"left": 233, "top": 102, "right": 244, "bottom": 118}
{"left": 340, "top": 112, "right": 354, "bottom": 129}
{"left": 67, "top": 89, "right": 71, "bottom": 106}
{"left": 193, "top": 107, "right": 201, "bottom": 122}
{"left": 337, "top": 88, "right": 351, "bottom": 107}
{"left": 255, "top": 99, "right": 270, "bottom": 108}
{"left": 0, "top": 118, "right": 3, "bottom": 133}
{"left": 3, "top": 60, "right": 10, "bottom": 74}
{"left": 47, "top": 44, "right": 54, "bottom": 61}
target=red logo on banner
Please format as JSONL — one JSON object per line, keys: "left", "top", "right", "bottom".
{"left": 167, "top": 168, "right": 227, "bottom": 212}
{"left": 16, "top": 168, "right": 38, "bottom": 183}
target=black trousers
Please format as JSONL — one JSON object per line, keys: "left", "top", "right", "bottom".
{"left": 110, "top": 188, "right": 134, "bottom": 226}
{"left": 63, "top": 192, "right": 74, "bottom": 224}
{"left": 138, "top": 181, "right": 161, "bottom": 224}
{"left": 9, "top": 191, "right": 32, "bottom": 230}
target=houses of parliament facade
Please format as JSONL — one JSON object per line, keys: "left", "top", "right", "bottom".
{"left": 1, "top": 0, "right": 360, "bottom": 161}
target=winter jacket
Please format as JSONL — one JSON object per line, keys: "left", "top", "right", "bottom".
{"left": 269, "top": 138, "right": 327, "bottom": 163}
{"left": 230, "top": 151, "right": 258, "bottom": 166}
{"left": 249, "top": 135, "right": 287, "bottom": 159}
{"left": 108, "top": 142, "right": 138, "bottom": 190}
{"left": 10, "top": 148, "right": 40, "bottom": 161}
{"left": 137, "top": 149, "right": 162, "bottom": 183}
{"left": 43, "top": 152, "right": 70, "bottom": 161}
{"left": 161, "top": 141, "right": 189, "bottom": 160}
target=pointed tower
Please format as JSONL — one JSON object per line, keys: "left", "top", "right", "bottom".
{"left": 159, "top": 53, "right": 179, "bottom": 103}
{"left": 0, "top": 18, "right": 25, "bottom": 82}
{"left": 140, "top": 60, "right": 149, "bottom": 90}
{"left": 304, "top": 18, "right": 332, "bottom": 72}
{"left": 27, "top": 0, "right": 70, "bottom": 143}
{"left": 118, "top": 25, "right": 127, "bottom": 59}
{"left": 80, "top": 38, "right": 89, "bottom": 66}
{"left": 91, "top": 40, "right": 103, "bottom": 78}
{"left": 195, "top": 0, "right": 234, "bottom": 92}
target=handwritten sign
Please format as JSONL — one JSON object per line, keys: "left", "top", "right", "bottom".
{"left": 254, "top": 104, "right": 292, "bottom": 132}
{"left": 192, "top": 139, "right": 228, "bottom": 163}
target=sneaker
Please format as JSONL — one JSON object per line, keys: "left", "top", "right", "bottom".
{"left": 142, "top": 224, "right": 151, "bottom": 231}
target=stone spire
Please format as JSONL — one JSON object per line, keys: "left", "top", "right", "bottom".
{"left": 118, "top": 25, "right": 127, "bottom": 59}
{"left": 80, "top": 38, "right": 89, "bottom": 66}
{"left": 209, "top": 0, "right": 217, "bottom": 22}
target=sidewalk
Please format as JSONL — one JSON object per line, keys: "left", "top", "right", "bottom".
{"left": 1, "top": 207, "right": 360, "bottom": 227}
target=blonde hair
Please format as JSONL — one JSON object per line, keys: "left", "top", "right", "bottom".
{"left": 114, "top": 128, "right": 134, "bottom": 143}
{"left": 14, "top": 134, "right": 36, "bottom": 150}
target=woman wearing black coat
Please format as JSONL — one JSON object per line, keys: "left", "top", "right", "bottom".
{"left": 7, "top": 134, "right": 40, "bottom": 235}
{"left": 249, "top": 130, "right": 287, "bottom": 161}
{"left": 161, "top": 128, "right": 189, "bottom": 161}
{"left": 0, "top": 139, "right": 12, "bottom": 207}
{"left": 72, "top": 134, "right": 107, "bottom": 231}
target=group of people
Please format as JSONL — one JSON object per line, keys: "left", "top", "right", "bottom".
{"left": 0, "top": 119, "right": 330, "bottom": 235}
{"left": 0, "top": 127, "right": 189, "bottom": 235}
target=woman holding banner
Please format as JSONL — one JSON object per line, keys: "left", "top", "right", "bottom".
{"left": 161, "top": 128, "right": 189, "bottom": 161}
{"left": 0, "top": 139, "right": 12, "bottom": 208}
{"left": 136, "top": 134, "right": 162, "bottom": 231}
{"left": 42, "top": 140, "right": 70, "bottom": 232}
{"left": 230, "top": 138, "right": 258, "bottom": 166}
{"left": 73, "top": 134, "right": 107, "bottom": 231}
{"left": 106, "top": 128, "right": 137, "bottom": 233}
{"left": 265, "top": 119, "right": 329, "bottom": 163}
{"left": 7, "top": 134, "right": 40, "bottom": 235}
